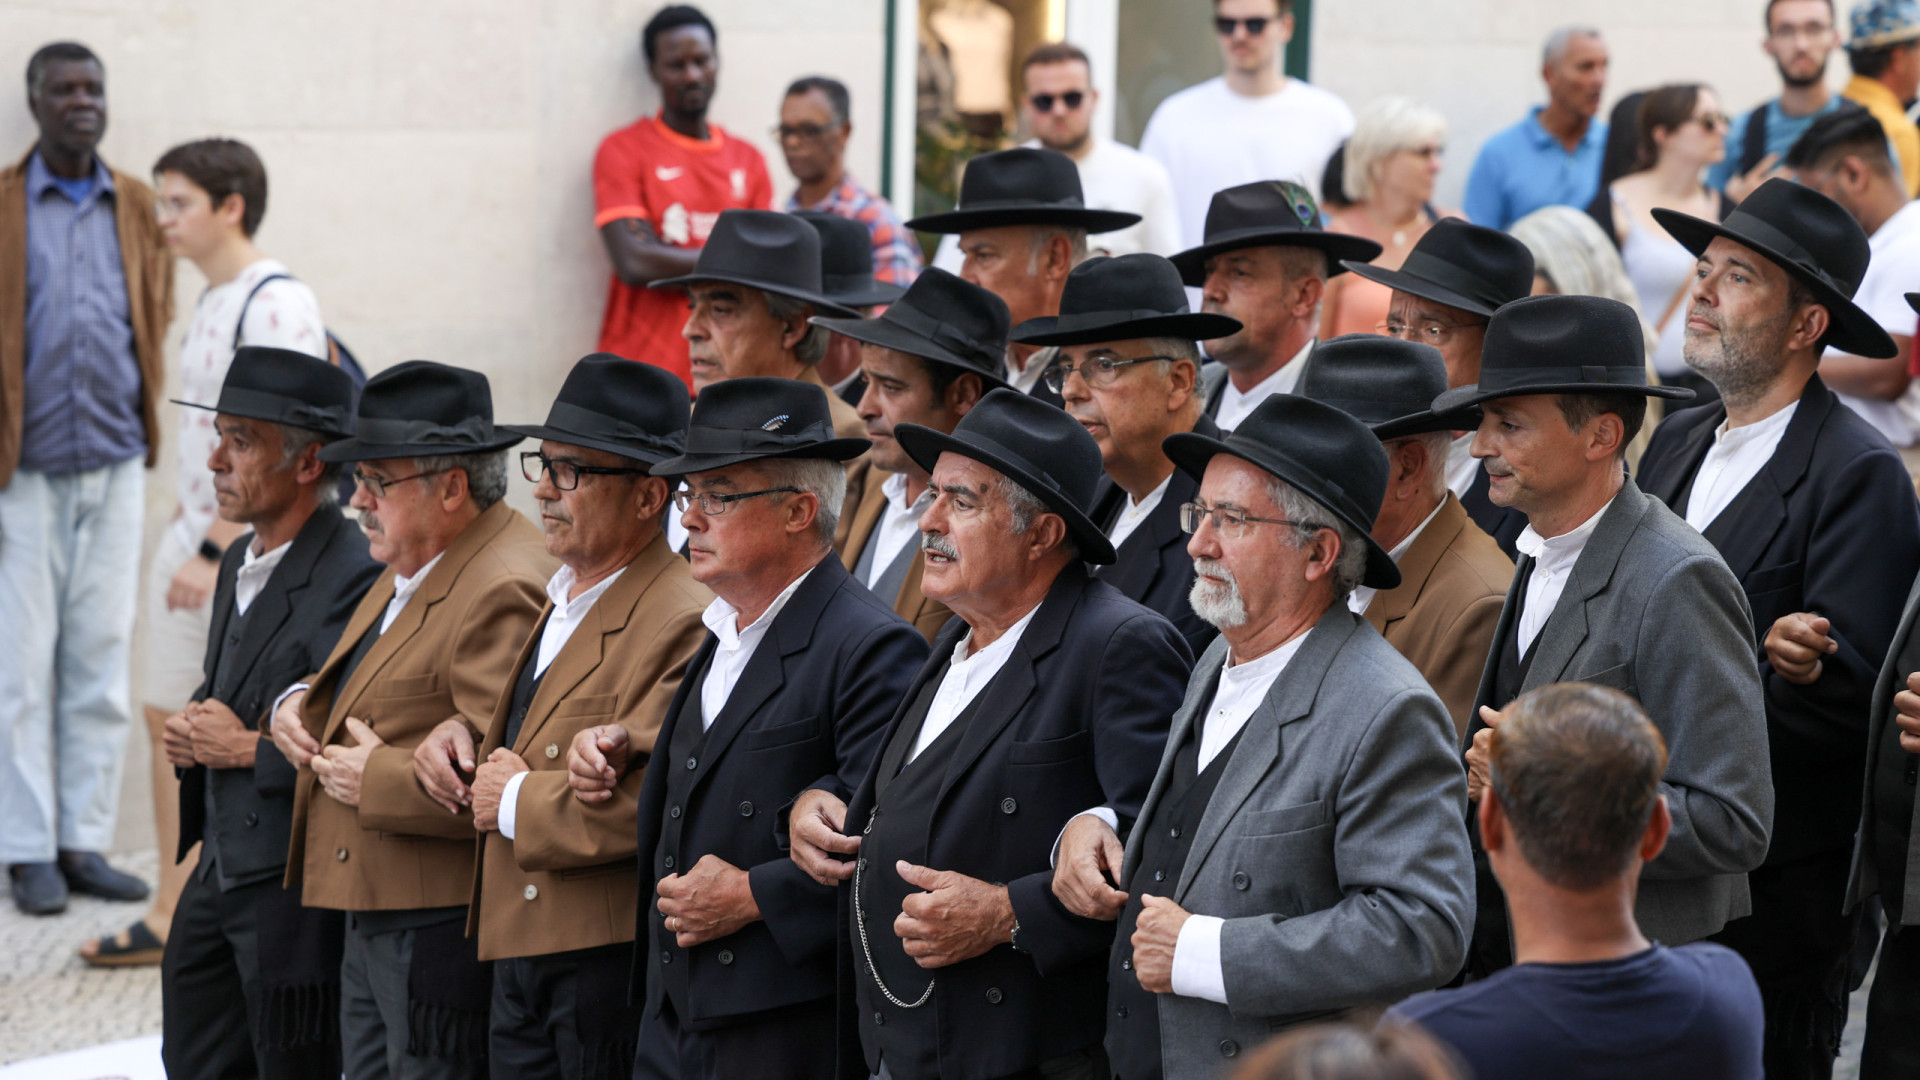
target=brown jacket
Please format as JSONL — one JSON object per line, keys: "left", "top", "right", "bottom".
{"left": 1364, "top": 494, "right": 1513, "bottom": 741}
{"left": 0, "top": 148, "right": 173, "bottom": 486}
{"left": 467, "top": 533, "right": 710, "bottom": 960}
{"left": 286, "top": 500, "right": 555, "bottom": 911}
{"left": 833, "top": 467, "right": 951, "bottom": 642}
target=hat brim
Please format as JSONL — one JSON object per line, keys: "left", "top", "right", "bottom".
{"left": 1652, "top": 207, "right": 1899, "bottom": 359}
{"left": 1371, "top": 405, "right": 1482, "bottom": 441}
{"left": 316, "top": 431, "right": 526, "bottom": 464}
{"left": 824, "top": 281, "right": 907, "bottom": 309}
{"left": 1162, "top": 430, "right": 1400, "bottom": 590}
{"left": 905, "top": 206, "right": 1142, "bottom": 235}
{"left": 1009, "top": 311, "right": 1244, "bottom": 348}
{"left": 1338, "top": 261, "right": 1501, "bottom": 317}
{"left": 648, "top": 437, "right": 872, "bottom": 478}
{"left": 809, "top": 316, "right": 1010, "bottom": 391}
{"left": 893, "top": 424, "right": 1117, "bottom": 565}
{"left": 499, "top": 425, "right": 682, "bottom": 466}
{"left": 1432, "top": 379, "right": 1695, "bottom": 414}
{"left": 169, "top": 397, "right": 355, "bottom": 439}
{"left": 647, "top": 271, "right": 863, "bottom": 319}
{"left": 1170, "top": 230, "right": 1384, "bottom": 286}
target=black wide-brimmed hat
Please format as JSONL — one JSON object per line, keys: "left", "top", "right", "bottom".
{"left": 649, "top": 377, "right": 869, "bottom": 477}
{"left": 905, "top": 147, "right": 1140, "bottom": 235}
{"left": 1009, "top": 253, "right": 1243, "bottom": 347}
{"left": 810, "top": 269, "right": 1010, "bottom": 390}
{"left": 1432, "top": 294, "right": 1695, "bottom": 413}
{"left": 318, "top": 360, "right": 524, "bottom": 463}
{"left": 1653, "top": 178, "right": 1897, "bottom": 359}
{"left": 1340, "top": 218, "right": 1535, "bottom": 318}
{"left": 1300, "top": 334, "right": 1478, "bottom": 439}
{"left": 503, "top": 354, "right": 689, "bottom": 465}
{"left": 895, "top": 388, "right": 1117, "bottom": 564}
{"left": 651, "top": 210, "right": 861, "bottom": 318}
{"left": 796, "top": 210, "right": 905, "bottom": 309}
{"left": 1164, "top": 394, "right": 1399, "bottom": 589}
{"left": 1168, "top": 181, "right": 1384, "bottom": 286}
{"left": 173, "top": 346, "right": 356, "bottom": 438}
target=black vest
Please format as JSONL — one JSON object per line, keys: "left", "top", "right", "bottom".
{"left": 854, "top": 660, "right": 990, "bottom": 1077}
{"left": 651, "top": 648, "right": 716, "bottom": 1020}
{"left": 333, "top": 616, "right": 384, "bottom": 696}
{"left": 1873, "top": 625, "right": 1920, "bottom": 923}
{"left": 501, "top": 631, "right": 547, "bottom": 752}
{"left": 1109, "top": 682, "right": 1241, "bottom": 1080}
{"left": 1491, "top": 557, "right": 1538, "bottom": 710}
{"left": 200, "top": 593, "right": 268, "bottom": 887}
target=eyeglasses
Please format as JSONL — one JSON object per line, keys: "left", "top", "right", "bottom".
{"left": 1028, "top": 91, "right": 1086, "bottom": 113}
{"left": 1179, "top": 499, "right": 1322, "bottom": 540}
{"left": 1376, "top": 317, "right": 1482, "bottom": 347}
{"left": 1214, "top": 15, "right": 1271, "bottom": 35}
{"left": 352, "top": 467, "right": 447, "bottom": 499}
{"left": 672, "top": 486, "right": 801, "bottom": 515}
{"left": 521, "top": 451, "right": 649, "bottom": 491}
{"left": 773, "top": 122, "right": 845, "bottom": 143}
{"left": 1043, "top": 355, "right": 1171, "bottom": 392}
{"left": 1688, "top": 112, "right": 1732, "bottom": 132}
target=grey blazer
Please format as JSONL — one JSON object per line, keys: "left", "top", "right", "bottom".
{"left": 1465, "top": 479, "right": 1774, "bottom": 945}
{"left": 1845, "top": 569, "right": 1920, "bottom": 922}
{"left": 1117, "top": 604, "right": 1475, "bottom": 1077}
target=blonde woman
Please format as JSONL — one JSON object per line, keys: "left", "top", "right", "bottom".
{"left": 1321, "top": 97, "right": 1461, "bottom": 338}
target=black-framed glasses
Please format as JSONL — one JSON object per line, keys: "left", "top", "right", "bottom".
{"left": 1179, "top": 499, "right": 1323, "bottom": 540}
{"left": 1028, "top": 91, "right": 1086, "bottom": 113}
{"left": 672, "top": 486, "right": 802, "bottom": 515}
{"left": 1375, "top": 317, "right": 1483, "bottom": 347}
{"left": 1043, "top": 355, "right": 1171, "bottom": 393}
{"left": 1214, "top": 15, "right": 1271, "bottom": 35}
{"left": 352, "top": 467, "right": 447, "bottom": 499}
{"left": 773, "top": 121, "right": 845, "bottom": 143}
{"left": 521, "top": 451, "right": 649, "bottom": 491}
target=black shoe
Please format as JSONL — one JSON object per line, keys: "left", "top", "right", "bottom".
{"left": 57, "top": 851, "right": 151, "bottom": 902}
{"left": 9, "top": 862, "right": 70, "bottom": 915}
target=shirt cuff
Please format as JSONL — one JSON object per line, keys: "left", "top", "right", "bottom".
{"left": 272, "top": 683, "right": 310, "bottom": 718}
{"left": 498, "top": 770, "right": 529, "bottom": 841}
{"left": 1171, "top": 914, "right": 1228, "bottom": 1004}
{"left": 1050, "top": 806, "right": 1121, "bottom": 868}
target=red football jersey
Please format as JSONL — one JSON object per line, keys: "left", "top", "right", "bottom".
{"left": 593, "top": 114, "right": 774, "bottom": 389}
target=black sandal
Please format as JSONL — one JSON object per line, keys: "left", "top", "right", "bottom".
{"left": 81, "top": 919, "right": 164, "bottom": 967}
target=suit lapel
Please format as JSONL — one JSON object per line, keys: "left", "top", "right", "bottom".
{"left": 1124, "top": 639, "right": 1227, "bottom": 883}
{"left": 839, "top": 468, "right": 890, "bottom": 571}
{"left": 1700, "top": 376, "right": 1831, "bottom": 580}
{"left": 1523, "top": 481, "right": 1650, "bottom": 689}
{"left": 217, "top": 507, "right": 343, "bottom": 702}
{"left": 1641, "top": 405, "right": 1722, "bottom": 510}
{"left": 1365, "top": 495, "right": 1466, "bottom": 633}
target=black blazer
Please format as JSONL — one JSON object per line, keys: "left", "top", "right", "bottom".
{"left": 1639, "top": 374, "right": 1920, "bottom": 864}
{"left": 1459, "top": 464, "right": 1526, "bottom": 559}
{"left": 840, "top": 565, "right": 1192, "bottom": 1080}
{"left": 632, "top": 556, "right": 928, "bottom": 1026}
{"left": 176, "top": 503, "right": 381, "bottom": 878}
{"left": 1090, "top": 415, "right": 1219, "bottom": 657}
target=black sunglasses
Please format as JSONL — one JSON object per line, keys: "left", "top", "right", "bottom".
{"left": 1029, "top": 90, "right": 1086, "bottom": 113}
{"left": 1214, "top": 16, "right": 1272, "bottom": 35}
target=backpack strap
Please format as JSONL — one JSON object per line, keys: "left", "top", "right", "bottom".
{"left": 1739, "top": 103, "right": 1771, "bottom": 175}
{"left": 232, "top": 272, "right": 295, "bottom": 351}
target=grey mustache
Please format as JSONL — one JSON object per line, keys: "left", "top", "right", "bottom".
{"left": 921, "top": 532, "right": 958, "bottom": 560}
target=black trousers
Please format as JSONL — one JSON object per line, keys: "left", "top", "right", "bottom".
{"left": 490, "top": 942, "right": 642, "bottom": 1080}
{"left": 1863, "top": 921, "right": 1920, "bottom": 1078}
{"left": 632, "top": 996, "right": 836, "bottom": 1080}
{"left": 1711, "top": 849, "right": 1860, "bottom": 1080}
{"left": 161, "top": 866, "right": 342, "bottom": 1080}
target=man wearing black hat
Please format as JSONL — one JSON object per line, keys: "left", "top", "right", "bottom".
{"left": 611, "top": 377, "right": 926, "bottom": 1080}
{"left": 1014, "top": 252, "right": 1240, "bottom": 656}
{"left": 1636, "top": 178, "right": 1920, "bottom": 1078}
{"left": 908, "top": 146, "right": 1140, "bottom": 405}
{"left": 1342, "top": 218, "right": 1537, "bottom": 555}
{"left": 796, "top": 210, "right": 906, "bottom": 406}
{"left": 1169, "top": 181, "right": 1381, "bottom": 432}
{"left": 814, "top": 268, "right": 1008, "bottom": 642}
{"left": 271, "top": 360, "right": 554, "bottom": 1079}
{"left": 158, "top": 347, "right": 380, "bottom": 1080}
{"left": 1052, "top": 393, "right": 1473, "bottom": 1080}
{"left": 1299, "top": 335, "right": 1514, "bottom": 737}
{"left": 1453, "top": 295, "right": 1772, "bottom": 980}
{"left": 459, "top": 355, "right": 711, "bottom": 1077}
{"left": 789, "top": 389, "right": 1192, "bottom": 1080}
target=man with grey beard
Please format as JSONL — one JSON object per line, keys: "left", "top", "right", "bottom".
{"left": 1639, "top": 178, "right": 1920, "bottom": 1078}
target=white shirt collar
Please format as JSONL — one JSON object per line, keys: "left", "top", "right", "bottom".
{"left": 1347, "top": 498, "right": 1446, "bottom": 615}
{"left": 234, "top": 539, "right": 294, "bottom": 616}
{"left": 1515, "top": 494, "right": 1612, "bottom": 570}
{"left": 1513, "top": 492, "right": 1617, "bottom": 655}
{"left": 1215, "top": 338, "right": 1314, "bottom": 430}
{"left": 1684, "top": 400, "right": 1799, "bottom": 531}
{"left": 703, "top": 564, "right": 816, "bottom": 652}
{"left": 1197, "top": 626, "right": 1310, "bottom": 769}
{"left": 1006, "top": 346, "right": 1053, "bottom": 395}
{"left": 381, "top": 550, "right": 447, "bottom": 632}
{"left": 910, "top": 599, "right": 1044, "bottom": 760}
{"left": 1107, "top": 472, "right": 1174, "bottom": 549}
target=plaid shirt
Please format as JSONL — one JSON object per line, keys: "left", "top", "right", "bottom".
{"left": 787, "top": 175, "right": 922, "bottom": 286}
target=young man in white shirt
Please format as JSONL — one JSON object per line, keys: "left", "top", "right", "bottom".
{"left": 1140, "top": 0, "right": 1354, "bottom": 249}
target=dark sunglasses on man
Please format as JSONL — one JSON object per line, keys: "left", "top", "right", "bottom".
{"left": 1029, "top": 90, "right": 1085, "bottom": 113}
{"left": 1214, "top": 15, "right": 1271, "bottom": 35}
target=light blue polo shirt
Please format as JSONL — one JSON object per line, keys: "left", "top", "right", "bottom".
{"left": 1463, "top": 107, "right": 1609, "bottom": 230}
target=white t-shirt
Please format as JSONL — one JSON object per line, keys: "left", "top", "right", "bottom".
{"left": 172, "top": 258, "right": 326, "bottom": 552}
{"left": 1020, "top": 138, "right": 1182, "bottom": 258}
{"left": 1140, "top": 76, "right": 1355, "bottom": 250}
{"left": 1829, "top": 199, "right": 1920, "bottom": 446}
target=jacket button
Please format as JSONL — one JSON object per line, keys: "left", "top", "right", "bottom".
{"left": 1220, "top": 1039, "right": 1239, "bottom": 1058}
{"left": 545, "top": 743, "right": 559, "bottom": 760}
{"left": 244, "top": 812, "right": 258, "bottom": 827}
{"left": 1122, "top": 959, "right": 1132, "bottom": 970}
{"left": 985, "top": 987, "right": 1003, "bottom": 1004}
{"left": 335, "top": 847, "right": 349, "bottom": 862}
{"left": 718, "top": 949, "right": 734, "bottom": 965}
{"left": 685, "top": 757, "right": 697, "bottom": 770}
{"left": 1169, "top": 825, "right": 1180, "bottom": 838}
{"left": 873, "top": 1012, "right": 885, "bottom": 1026}
{"left": 1000, "top": 797, "right": 1017, "bottom": 814}
{"left": 1153, "top": 870, "right": 1166, "bottom": 882}
{"left": 664, "top": 856, "right": 675, "bottom": 869}
{"left": 739, "top": 801, "right": 754, "bottom": 817}
{"left": 669, "top": 805, "right": 681, "bottom": 819}
{"left": 523, "top": 885, "right": 538, "bottom": 901}
{"left": 1116, "top": 1004, "right": 1129, "bottom": 1018}
{"left": 661, "top": 950, "right": 672, "bottom": 964}
{"left": 1232, "top": 871, "right": 1250, "bottom": 891}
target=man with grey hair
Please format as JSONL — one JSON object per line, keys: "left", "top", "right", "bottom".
{"left": 1054, "top": 392, "right": 1473, "bottom": 1080}
{"left": 1463, "top": 25, "right": 1610, "bottom": 229}
{"left": 270, "top": 360, "right": 554, "bottom": 1080}
{"left": 790, "top": 389, "right": 1190, "bottom": 1080}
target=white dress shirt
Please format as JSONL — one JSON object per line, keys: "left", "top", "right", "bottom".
{"left": 1446, "top": 433, "right": 1480, "bottom": 500}
{"left": 909, "top": 603, "right": 1041, "bottom": 760}
{"left": 499, "top": 564, "right": 627, "bottom": 840}
{"left": 1513, "top": 495, "right": 1615, "bottom": 656}
{"left": 1347, "top": 499, "right": 1446, "bottom": 615}
{"left": 866, "top": 472, "right": 934, "bottom": 590}
{"left": 234, "top": 539, "right": 293, "bottom": 616}
{"left": 1006, "top": 346, "right": 1056, "bottom": 396}
{"left": 1684, "top": 401, "right": 1799, "bottom": 531}
{"left": 1107, "top": 474, "right": 1173, "bottom": 551}
{"left": 1214, "top": 339, "right": 1314, "bottom": 432}
{"left": 271, "top": 550, "right": 447, "bottom": 718}
{"left": 699, "top": 566, "right": 816, "bottom": 729}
